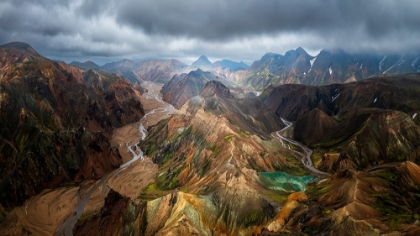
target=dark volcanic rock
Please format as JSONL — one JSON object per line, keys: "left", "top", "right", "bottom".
{"left": 73, "top": 189, "right": 147, "bottom": 236}
{"left": 294, "top": 108, "right": 338, "bottom": 145}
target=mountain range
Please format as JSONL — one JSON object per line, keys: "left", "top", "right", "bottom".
{"left": 71, "top": 48, "right": 420, "bottom": 93}
{"left": 1, "top": 41, "right": 420, "bottom": 235}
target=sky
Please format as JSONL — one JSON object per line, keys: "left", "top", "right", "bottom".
{"left": 1, "top": 0, "right": 420, "bottom": 65}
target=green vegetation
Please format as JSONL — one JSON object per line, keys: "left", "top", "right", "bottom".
{"left": 197, "top": 159, "right": 212, "bottom": 178}
{"left": 237, "top": 200, "right": 275, "bottom": 227}
{"left": 224, "top": 134, "right": 235, "bottom": 143}
{"left": 155, "top": 165, "right": 186, "bottom": 190}
{"left": 77, "top": 209, "right": 100, "bottom": 223}
{"left": 262, "top": 190, "right": 289, "bottom": 204}
{"left": 305, "top": 181, "right": 331, "bottom": 200}
{"left": 207, "top": 143, "right": 223, "bottom": 158}
{"left": 138, "top": 183, "right": 171, "bottom": 201}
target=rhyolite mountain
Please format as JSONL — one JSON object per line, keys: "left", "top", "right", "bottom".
{"left": 102, "top": 58, "right": 189, "bottom": 83}
{"left": 161, "top": 69, "right": 238, "bottom": 109}
{"left": 191, "top": 55, "right": 213, "bottom": 69}
{"left": 0, "top": 42, "right": 145, "bottom": 209}
{"left": 69, "top": 60, "right": 100, "bottom": 70}
{"left": 73, "top": 80, "right": 309, "bottom": 235}
{"left": 212, "top": 59, "right": 249, "bottom": 71}
{"left": 2, "top": 41, "right": 420, "bottom": 235}
{"left": 68, "top": 75, "right": 420, "bottom": 235}
{"left": 191, "top": 55, "right": 249, "bottom": 71}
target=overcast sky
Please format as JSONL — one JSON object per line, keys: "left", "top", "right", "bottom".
{"left": 1, "top": 0, "right": 419, "bottom": 65}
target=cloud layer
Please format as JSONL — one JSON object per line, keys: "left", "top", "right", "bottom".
{"left": 1, "top": 0, "right": 419, "bottom": 64}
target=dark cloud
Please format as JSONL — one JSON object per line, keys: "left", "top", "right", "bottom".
{"left": 115, "top": 0, "right": 420, "bottom": 40}
{"left": 0, "top": 0, "right": 419, "bottom": 64}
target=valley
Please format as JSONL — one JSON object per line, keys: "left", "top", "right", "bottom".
{"left": 1, "top": 41, "right": 420, "bottom": 235}
{"left": 0, "top": 81, "right": 173, "bottom": 236}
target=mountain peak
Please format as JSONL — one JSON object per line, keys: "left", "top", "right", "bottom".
{"left": 69, "top": 60, "right": 100, "bottom": 70}
{"left": 192, "top": 55, "right": 212, "bottom": 67}
{"left": 295, "top": 47, "right": 308, "bottom": 55}
{"left": 0, "top": 41, "right": 40, "bottom": 56}
{"left": 199, "top": 80, "right": 233, "bottom": 98}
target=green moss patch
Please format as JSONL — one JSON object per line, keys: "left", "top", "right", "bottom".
{"left": 224, "top": 134, "right": 235, "bottom": 143}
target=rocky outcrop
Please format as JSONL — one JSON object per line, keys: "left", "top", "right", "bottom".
{"left": 73, "top": 189, "right": 148, "bottom": 236}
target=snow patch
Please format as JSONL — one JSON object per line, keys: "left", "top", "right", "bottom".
{"left": 332, "top": 93, "right": 340, "bottom": 102}
{"left": 329, "top": 66, "right": 332, "bottom": 75}
{"left": 308, "top": 57, "right": 317, "bottom": 72}
{"left": 397, "top": 59, "right": 405, "bottom": 67}
{"left": 379, "top": 55, "right": 387, "bottom": 70}
{"left": 310, "top": 57, "right": 316, "bottom": 67}
{"left": 359, "top": 63, "right": 363, "bottom": 69}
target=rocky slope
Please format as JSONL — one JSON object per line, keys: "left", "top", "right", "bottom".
{"left": 0, "top": 42, "right": 145, "bottom": 209}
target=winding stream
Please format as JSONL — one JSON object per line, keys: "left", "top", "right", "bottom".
{"left": 273, "top": 118, "right": 330, "bottom": 177}
{"left": 55, "top": 81, "right": 174, "bottom": 236}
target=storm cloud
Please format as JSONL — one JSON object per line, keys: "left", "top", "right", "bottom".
{"left": 1, "top": 0, "right": 419, "bottom": 64}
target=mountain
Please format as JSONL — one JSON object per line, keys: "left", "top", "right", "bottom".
{"left": 191, "top": 55, "right": 212, "bottom": 69}
{"left": 72, "top": 81, "right": 302, "bottom": 235}
{"left": 67, "top": 75, "right": 420, "bottom": 234}
{"left": 69, "top": 60, "right": 100, "bottom": 70}
{"left": 0, "top": 42, "right": 145, "bottom": 209}
{"left": 256, "top": 74, "right": 420, "bottom": 234}
{"left": 212, "top": 59, "right": 249, "bottom": 71}
{"left": 161, "top": 69, "right": 232, "bottom": 109}
{"left": 261, "top": 74, "right": 420, "bottom": 168}
{"left": 102, "top": 58, "right": 189, "bottom": 83}
{"left": 240, "top": 48, "right": 420, "bottom": 90}
{"left": 2, "top": 42, "right": 420, "bottom": 235}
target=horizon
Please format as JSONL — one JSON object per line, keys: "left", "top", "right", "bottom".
{"left": 1, "top": 1, "right": 420, "bottom": 66}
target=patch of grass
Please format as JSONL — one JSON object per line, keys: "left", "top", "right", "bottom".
{"left": 137, "top": 183, "right": 172, "bottom": 201}
{"left": 155, "top": 165, "right": 186, "bottom": 190}
{"left": 263, "top": 190, "right": 288, "bottom": 205}
{"left": 305, "top": 181, "right": 331, "bottom": 200}
{"left": 197, "top": 159, "right": 212, "bottom": 178}
{"left": 224, "top": 134, "right": 235, "bottom": 143}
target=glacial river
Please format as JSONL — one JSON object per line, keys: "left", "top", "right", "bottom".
{"left": 273, "top": 118, "right": 330, "bottom": 177}
{"left": 55, "top": 81, "right": 174, "bottom": 236}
